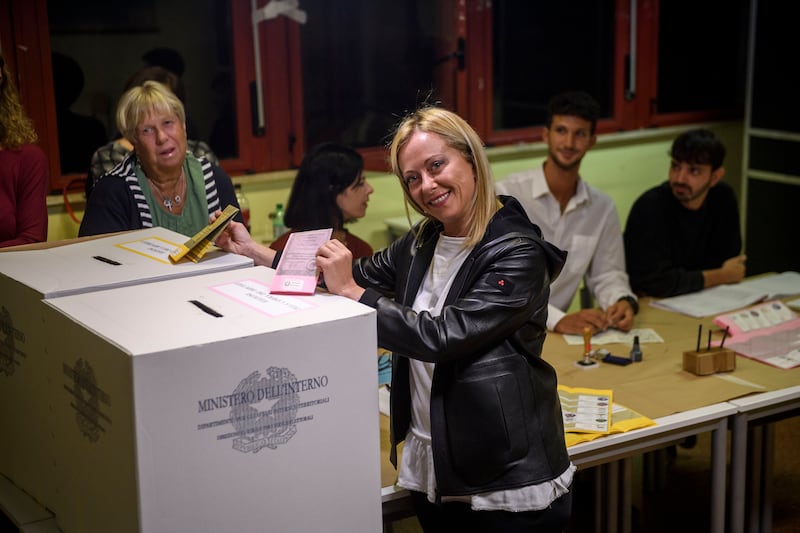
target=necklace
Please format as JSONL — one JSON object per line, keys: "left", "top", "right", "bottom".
{"left": 149, "top": 169, "right": 186, "bottom": 212}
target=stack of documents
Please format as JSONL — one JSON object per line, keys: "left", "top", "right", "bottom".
{"left": 651, "top": 271, "right": 800, "bottom": 317}
{"left": 713, "top": 300, "right": 800, "bottom": 369}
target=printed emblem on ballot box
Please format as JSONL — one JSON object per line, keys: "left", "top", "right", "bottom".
{"left": 197, "top": 366, "right": 330, "bottom": 454}
{"left": 0, "top": 306, "right": 26, "bottom": 377}
{"left": 63, "top": 358, "right": 112, "bottom": 442}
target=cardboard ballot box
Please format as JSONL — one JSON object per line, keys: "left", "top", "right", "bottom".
{"left": 40, "top": 266, "right": 380, "bottom": 533}
{"left": 0, "top": 228, "right": 253, "bottom": 509}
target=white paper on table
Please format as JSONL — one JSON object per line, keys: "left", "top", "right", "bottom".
{"left": 739, "top": 271, "right": 800, "bottom": 299}
{"left": 562, "top": 328, "right": 664, "bottom": 346}
{"left": 650, "top": 284, "right": 767, "bottom": 318}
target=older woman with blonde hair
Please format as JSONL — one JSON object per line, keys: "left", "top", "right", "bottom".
{"left": 79, "top": 80, "right": 241, "bottom": 237}
{"left": 0, "top": 54, "right": 49, "bottom": 248}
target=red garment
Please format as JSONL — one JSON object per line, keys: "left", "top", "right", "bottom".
{"left": 0, "top": 144, "right": 49, "bottom": 248}
{"left": 270, "top": 229, "right": 373, "bottom": 259}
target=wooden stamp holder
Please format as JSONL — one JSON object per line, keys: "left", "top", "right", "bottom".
{"left": 682, "top": 348, "right": 736, "bottom": 376}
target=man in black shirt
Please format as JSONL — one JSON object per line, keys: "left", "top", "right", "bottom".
{"left": 624, "top": 129, "right": 745, "bottom": 297}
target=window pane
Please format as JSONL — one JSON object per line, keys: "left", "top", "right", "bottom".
{"left": 47, "top": 0, "right": 238, "bottom": 175}
{"left": 492, "top": 1, "right": 616, "bottom": 130}
{"left": 750, "top": 1, "right": 793, "bottom": 132}
{"left": 657, "top": 0, "right": 748, "bottom": 114}
{"left": 300, "top": 0, "right": 443, "bottom": 149}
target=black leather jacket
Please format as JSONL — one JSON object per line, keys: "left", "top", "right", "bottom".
{"left": 356, "top": 196, "right": 570, "bottom": 498}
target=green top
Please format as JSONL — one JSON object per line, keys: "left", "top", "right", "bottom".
{"left": 135, "top": 154, "right": 209, "bottom": 236}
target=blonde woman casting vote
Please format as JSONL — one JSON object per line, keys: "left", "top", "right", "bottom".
{"left": 214, "top": 107, "right": 574, "bottom": 532}
{"left": 79, "top": 80, "right": 242, "bottom": 237}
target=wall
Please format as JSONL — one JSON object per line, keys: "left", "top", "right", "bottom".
{"left": 47, "top": 121, "right": 744, "bottom": 251}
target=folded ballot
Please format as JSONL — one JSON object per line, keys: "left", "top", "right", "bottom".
{"left": 169, "top": 205, "right": 239, "bottom": 263}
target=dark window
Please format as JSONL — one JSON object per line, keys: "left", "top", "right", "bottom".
{"left": 46, "top": 0, "right": 239, "bottom": 177}
{"left": 6, "top": 0, "right": 749, "bottom": 189}
{"left": 656, "top": 0, "right": 748, "bottom": 115}
{"left": 300, "top": 0, "right": 443, "bottom": 149}
{"left": 491, "top": 0, "right": 616, "bottom": 130}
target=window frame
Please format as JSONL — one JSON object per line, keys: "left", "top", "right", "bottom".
{"left": 4, "top": 0, "right": 744, "bottom": 191}
{"left": 464, "top": 0, "right": 742, "bottom": 146}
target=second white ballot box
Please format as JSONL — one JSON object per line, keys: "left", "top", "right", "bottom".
{"left": 0, "top": 228, "right": 253, "bottom": 508}
{"left": 40, "top": 265, "right": 381, "bottom": 533}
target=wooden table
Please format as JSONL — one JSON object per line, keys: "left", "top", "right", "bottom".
{"left": 379, "top": 297, "right": 800, "bottom": 532}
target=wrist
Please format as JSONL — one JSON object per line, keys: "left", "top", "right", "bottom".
{"left": 340, "top": 283, "right": 365, "bottom": 302}
{"left": 617, "top": 295, "right": 639, "bottom": 315}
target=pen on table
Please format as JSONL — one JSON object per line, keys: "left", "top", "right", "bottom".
{"left": 93, "top": 255, "right": 122, "bottom": 266}
{"left": 696, "top": 324, "right": 702, "bottom": 352}
{"left": 707, "top": 330, "right": 712, "bottom": 351}
{"left": 189, "top": 299, "right": 223, "bottom": 318}
{"left": 720, "top": 326, "right": 730, "bottom": 349}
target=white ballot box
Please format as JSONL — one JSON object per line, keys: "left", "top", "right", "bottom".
{"left": 40, "top": 266, "right": 380, "bottom": 533}
{"left": 0, "top": 228, "right": 253, "bottom": 509}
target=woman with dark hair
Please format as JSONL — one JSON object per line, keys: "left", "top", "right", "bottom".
{"left": 270, "top": 142, "right": 374, "bottom": 258}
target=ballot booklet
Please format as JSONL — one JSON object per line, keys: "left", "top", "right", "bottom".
{"left": 269, "top": 228, "right": 333, "bottom": 295}
{"left": 169, "top": 204, "right": 239, "bottom": 263}
{"left": 558, "top": 385, "right": 613, "bottom": 434}
{"left": 558, "top": 385, "right": 656, "bottom": 446}
{"left": 712, "top": 300, "right": 800, "bottom": 369}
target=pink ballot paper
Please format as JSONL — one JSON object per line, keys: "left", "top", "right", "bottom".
{"left": 269, "top": 228, "right": 333, "bottom": 294}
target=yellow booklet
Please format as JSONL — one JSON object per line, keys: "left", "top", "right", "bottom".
{"left": 169, "top": 205, "right": 239, "bottom": 263}
{"left": 558, "top": 384, "right": 656, "bottom": 447}
{"left": 558, "top": 385, "right": 613, "bottom": 435}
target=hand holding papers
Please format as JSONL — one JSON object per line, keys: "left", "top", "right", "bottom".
{"left": 169, "top": 205, "right": 239, "bottom": 263}
{"left": 269, "top": 228, "right": 332, "bottom": 294}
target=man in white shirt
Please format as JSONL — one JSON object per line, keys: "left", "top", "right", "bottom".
{"left": 495, "top": 91, "right": 637, "bottom": 335}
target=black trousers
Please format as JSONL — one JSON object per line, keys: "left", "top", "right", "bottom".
{"left": 410, "top": 487, "right": 573, "bottom": 533}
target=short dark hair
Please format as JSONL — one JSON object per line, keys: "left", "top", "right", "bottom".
{"left": 669, "top": 128, "right": 726, "bottom": 170}
{"left": 546, "top": 91, "right": 601, "bottom": 134}
{"left": 284, "top": 143, "right": 364, "bottom": 230}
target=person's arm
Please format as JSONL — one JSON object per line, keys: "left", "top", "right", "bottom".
{"left": 701, "top": 184, "right": 745, "bottom": 289}
{"left": 702, "top": 254, "right": 747, "bottom": 288}
{"left": 316, "top": 239, "right": 365, "bottom": 301}
{"left": 553, "top": 308, "right": 608, "bottom": 335}
{"left": 324, "top": 234, "right": 553, "bottom": 364}
{"left": 0, "top": 145, "right": 49, "bottom": 247}
{"left": 546, "top": 303, "right": 566, "bottom": 332}
{"left": 563, "top": 197, "right": 636, "bottom": 332}
{"left": 212, "top": 211, "right": 277, "bottom": 267}
{"left": 78, "top": 176, "right": 139, "bottom": 237}
{"left": 584, "top": 199, "right": 637, "bottom": 313}
{"left": 209, "top": 165, "right": 245, "bottom": 225}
